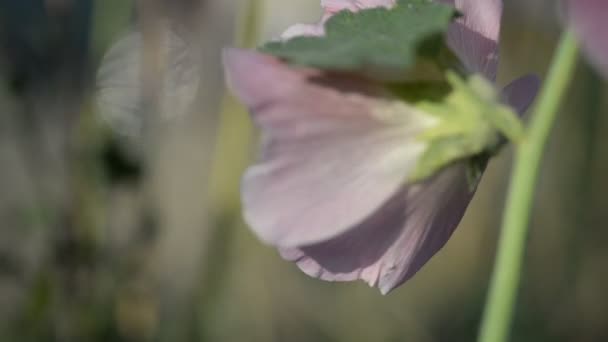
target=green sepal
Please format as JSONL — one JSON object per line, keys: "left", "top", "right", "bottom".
{"left": 404, "top": 72, "right": 525, "bottom": 182}
{"left": 259, "top": 0, "right": 455, "bottom": 76}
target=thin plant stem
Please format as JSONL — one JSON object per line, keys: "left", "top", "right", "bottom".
{"left": 477, "top": 30, "right": 579, "bottom": 342}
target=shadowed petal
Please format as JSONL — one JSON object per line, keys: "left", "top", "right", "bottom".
{"left": 439, "top": 0, "right": 503, "bottom": 80}
{"left": 280, "top": 163, "right": 472, "bottom": 294}
{"left": 502, "top": 74, "right": 541, "bottom": 115}
{"left": 568, "top": 0, "right": 608, "bottom": 78}
{"left": 223, "top": 48, "right": 436, "bottom": 247}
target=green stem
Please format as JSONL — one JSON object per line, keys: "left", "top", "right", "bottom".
{"left": 477, "top": 30, "right": 579, "bottom": 342}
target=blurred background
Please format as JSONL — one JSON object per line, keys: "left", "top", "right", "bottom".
{"left": 0, "top": 0, "right": 606, "bottom": 341}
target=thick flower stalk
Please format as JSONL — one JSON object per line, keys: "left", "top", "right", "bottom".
{"left": 224, "top": 0, "right": 539, "bottom": 294}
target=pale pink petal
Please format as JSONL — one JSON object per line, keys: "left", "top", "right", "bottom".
{"left": 439, "top": 0, "right": 503, "bottom": 80}
{"left": 223, "top": 48, "right": 436, "bottom": 247}
{"left": 281, "top": 0, "right": 396, "bottom": 39}
{"left": 568, "top": 0, "right": 608, "bottom": 78}
{"left": 280, "top": 163, "right": 473, "bottom": 294}
{"left": 280, "top": 23, "right": 325, "bottom": 40}
{"left": 322, "top": 0, "right": 396, "bottom": 15}
{"left": 501, "top": 74, "right": 540, "bottom": 115}
{"left": 322, "top": 0, "right": 360, "bottom": 14}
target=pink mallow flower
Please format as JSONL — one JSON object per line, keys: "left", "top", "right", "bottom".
{"left": 223, "top": 0, "right": 540, "bottom": 294}
{"left": 567, "top": 0, "right": 608, "bottom": 78}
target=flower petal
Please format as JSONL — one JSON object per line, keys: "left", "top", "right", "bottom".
{"left": 438, "top": 0, "right": 503, "bottom": 80}
{"left": 501, "top": 74, "right": 540, "bottom": 115}
{"left": 276, "top": 75, "right": 539, "bottom": 295}
{"left": 281, "top": 0, "right": 397, "bottom": 40}
{"left": 322, "top": 0, "right": 361, "bottom": 14}
{"left": 280, "top": 163, "right": 472, "bottom": 294}
{"left": 223, "top": 48, "right": 436, "bottom": 247}
{"left": 322, "top": 0, "right": 396, "bottom": 15}
{"left": 568, "top": 0, "right": 608, "bottom": 78}
{"left": 280, "top": 23, "right": 325, "bottom": 40}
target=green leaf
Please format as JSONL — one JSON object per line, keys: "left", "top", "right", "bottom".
{"left": 260, "top": 0, "right": 455, "bottom": 73}
{"left": 406, "top": 72, "right": 525, "bottom": 183}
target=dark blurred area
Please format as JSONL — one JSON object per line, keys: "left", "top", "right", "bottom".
{"left": 0, "top": 1, "right": 607, "bottom": 341}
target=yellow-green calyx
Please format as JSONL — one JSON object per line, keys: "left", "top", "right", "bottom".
{"left": 394, "top": 72, "right": 525, "bottom": 184}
